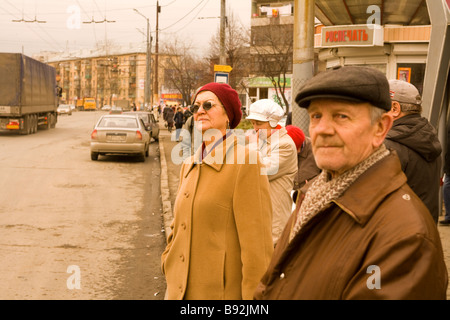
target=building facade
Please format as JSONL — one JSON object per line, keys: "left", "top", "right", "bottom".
{"left": 248, "top": 0, "right": 294, "bottom": 112}
{"left": 248, "top": 0, "right": 431, "bottom": 112}
{"left": 37, "top": 47, "right": 173, "bottom": 109}
{"left": 315, "top": 24, "right": 430, "bottom": 95}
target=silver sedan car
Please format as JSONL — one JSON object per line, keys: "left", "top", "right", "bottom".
{"left": 90, "top": 114, "right": 150, "bottom": 161}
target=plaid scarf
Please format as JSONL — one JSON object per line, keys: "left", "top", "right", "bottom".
{"left": 289, "top": 145, "right": 390, "bottom": 242}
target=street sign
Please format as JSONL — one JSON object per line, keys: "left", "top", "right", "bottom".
{"left": 214, "top": 72, "right": 229, "bottom": 84}
{"left": 214, "top": 64, "right": 233, "bottom": 73}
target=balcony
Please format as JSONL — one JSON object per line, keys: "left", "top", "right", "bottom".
{"left": 251, "top": 3, "right": 293, "bottom": 27}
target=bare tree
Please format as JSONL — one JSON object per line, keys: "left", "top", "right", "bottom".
{"left": 251, "top": 21, "right": 293, "bottom": 113}
{"left": 161, "top": 38, "right": 209, "bottom": 106}
{"left": 207, "top": 11, "right": 251, "bottom": 90}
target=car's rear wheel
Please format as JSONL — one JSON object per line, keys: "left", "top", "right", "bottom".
{"left": 145, "top": 144, "right": 149, "bottom": 157}
{"left": 91, "top": 152, "right": 99, "bottom": 161}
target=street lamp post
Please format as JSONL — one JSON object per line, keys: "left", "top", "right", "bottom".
{"left": 134, "top": 8, "right": 152, "bottom": 108}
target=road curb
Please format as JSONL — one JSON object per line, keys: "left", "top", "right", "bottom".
{"left": 159, "top": 137, "right": 173, "bottom": 242}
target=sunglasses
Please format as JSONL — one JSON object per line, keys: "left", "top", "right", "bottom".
{"left": 191, "top": 101, "right": 217, "bottom": 114}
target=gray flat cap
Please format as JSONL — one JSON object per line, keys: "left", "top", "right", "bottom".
{"left": 295, "top": 66, "right": 392, "bottom": 111}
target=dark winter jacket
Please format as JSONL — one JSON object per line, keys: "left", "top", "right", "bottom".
{"left": 174, "top": 111, "right": 184, "bottom": 129}
{"left": 384, "top": 114, "right": 442, "bottom": 223}
{"left": 166, "top": 108, "right": 175, "bottom": 124}
{"left": 444, "top": 123, "right": 450, "bottom": 175}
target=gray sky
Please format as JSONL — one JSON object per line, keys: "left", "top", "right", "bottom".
{"left": 0, "top": 0, "right": 251, "bottom": 57}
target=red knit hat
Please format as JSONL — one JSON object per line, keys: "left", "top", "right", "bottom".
{"left": 286, "top": 125, "right": 305, "bottom": 151}
{"left": 194, "top": 83, "right": 242, "bottom": 129}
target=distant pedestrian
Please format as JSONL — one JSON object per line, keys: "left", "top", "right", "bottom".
{"left": 183, "top": 106, "right": 193, "bottom": 123}
{"left": 384, "top": 80, "right": 442, "bottom": 224}
{"left": 163, "top": 105, "right": 170, "bottom": 125}
{"left": 162, "top": 82, "right": 273, "bottom": 300}
{"left": 173, "top": 106, "right": 184, "bottom": 141}
{"left": 180, "top": 111, "right": 200, "bottom": 161}
{"left": 166, "top": 106, "right": 175, "bottom": 132}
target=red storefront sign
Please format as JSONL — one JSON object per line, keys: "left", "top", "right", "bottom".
{"left": 321, "top": 24, "right": 383, "bottom": 47}
{"left": 161, "top": 93, "right": 182, "bottom": 100}
{"left": 325, "top": 29, "right": 369, "bottom": 43}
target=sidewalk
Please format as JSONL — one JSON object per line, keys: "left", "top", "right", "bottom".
{"left": 157, "top": 121, "right": 450, "bottom": 299}
{"left": 158, "top": 124, "right": 182, "bottom": 241}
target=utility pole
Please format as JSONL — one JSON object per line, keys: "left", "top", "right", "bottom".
{"left": 134, "top": 8, "right": 152, "bottom": 107}
{"left": 155, "top": 1, "right": 161, "bottom": 106}
{"left": 81, "top": 14, "right": 116, "bottom": 108}
{"left": 219, "top": 0, "right": 226, "bottom": 65}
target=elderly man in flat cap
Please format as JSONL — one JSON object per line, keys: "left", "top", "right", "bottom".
{"left": 254, "top": 66, "right": 448, "bottom": 300}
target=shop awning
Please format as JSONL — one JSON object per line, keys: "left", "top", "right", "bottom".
{"left": 315, "top": 0, "right": 430, "bottom": 26}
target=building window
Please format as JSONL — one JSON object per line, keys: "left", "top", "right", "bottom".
{"left": 397, "top": 63, "right": 426, "bottom": 95}
{"left": 259, "top": 87, "right": 268, "bottom": 99}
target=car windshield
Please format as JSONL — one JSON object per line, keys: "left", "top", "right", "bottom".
{"left": 124, "top": 112, "right": 148, "bottom": 123}
{"left": 98, "top": 117, "right": 138, "bottom": 128}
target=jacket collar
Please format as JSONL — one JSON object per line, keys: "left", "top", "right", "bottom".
{"left": 333, "top": 151, "right": 407, "bottom": 226}
{"left": 184, "top": 131, "right": 237, "bottom": 178}
{"left": 267, "top": 126, "right": 288, "bottom": 144}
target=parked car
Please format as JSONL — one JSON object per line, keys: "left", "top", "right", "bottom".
{"left": 101, "top": 105, "right": 112, "bottom": 111}
{"left": 57, "top": 104, "right": 72, "bottom": 116}
{"left": 123, "top": 111, "right": 159, "bottom": 142}
{"left": 109, "top": 106, "right": 122, "bottom": 114}
{"left": 90, "top": 114, "right": 150, "bottom": 162}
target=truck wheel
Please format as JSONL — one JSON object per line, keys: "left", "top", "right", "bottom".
{"left": 33, "top": 115, "right": 38, "bottom": 133}
{"left": 91, "top": 152, "right": 99, "bottom": 161}
{"left": 50, "top": 113, "right": 56, "bottom": 128}
{"left": 20, "top": 115, "right": 30, "bottom": 135}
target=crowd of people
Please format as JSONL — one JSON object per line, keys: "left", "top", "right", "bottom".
{"left": 159, "top": 66, "right": 449, "bottom": 300}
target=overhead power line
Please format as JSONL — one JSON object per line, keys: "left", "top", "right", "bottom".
{"left": 159, "top": 0, "right": 207, "bottom": 32}
{"left": 2, "top": 0, "right": 63, "bottom": 51}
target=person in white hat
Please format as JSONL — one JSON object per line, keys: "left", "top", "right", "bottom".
{"left": 246, "top": 99, "right": 298, "bottom": 245}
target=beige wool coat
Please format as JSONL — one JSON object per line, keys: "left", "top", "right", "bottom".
{"left": 161, "top": 133, "right": 273, "bottom": 300}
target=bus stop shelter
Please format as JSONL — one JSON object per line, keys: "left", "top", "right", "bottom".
{"left": 293, "top": 0, "right": 449, "bottom": 140}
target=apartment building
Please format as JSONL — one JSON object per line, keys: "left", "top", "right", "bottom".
{"left": 38, "top": 46, "right": 171, "bottom": 109}
{"left": 248, "top": 0, "right": 294, "bottom": 110}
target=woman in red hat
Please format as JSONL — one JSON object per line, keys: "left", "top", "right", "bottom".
{"left": 161, "top": 83, "right": 273, "bottom": 300}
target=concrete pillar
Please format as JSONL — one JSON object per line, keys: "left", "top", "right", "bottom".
{"left": 292, "top": 0, "right": 315, "bottom": 136}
